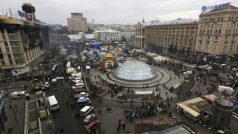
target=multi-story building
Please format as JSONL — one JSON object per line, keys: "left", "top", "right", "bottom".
{"left": 67, "top": 13, "right": 88, "bottom": 33}
{"left": 136, "top": 19, "right": 198, "bottom": 58}
{"left": 147, "top": 20, "right": 197, "bottom": 56}
{"left": 195, "top": 5, "right": 238, "bottom": 56}
{"left": 136, "top": 4, "right": 238, "bottom": 62}
{"left": 0, "top": 16, "right": 49, "bottom": 78}
{"left": 94, "top": 30, "right": 121, "bottom": 42}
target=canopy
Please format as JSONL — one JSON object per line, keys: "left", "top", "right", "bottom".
{"left": 90, "top": 42, "right": 102, "bottom": 49}
{"left": 218, "top": 85, "right": 234, "bottom": 94}
{"left": 135, "top": 91, "right": 153, "bottom": 95}
{"left": 177, "top": 97, "right": 205, "bottom": 117}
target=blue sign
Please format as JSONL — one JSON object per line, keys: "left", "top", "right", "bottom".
{"left": 201, "top": 2, "right": 231, "bottom": 12}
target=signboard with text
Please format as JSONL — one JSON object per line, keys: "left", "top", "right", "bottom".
{"left": 201, "top": 2, "right": 231, "bottom": 12}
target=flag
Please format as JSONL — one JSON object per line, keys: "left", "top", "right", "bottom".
{"left": 18, "top": 10, "right": 26, "bottom": 18}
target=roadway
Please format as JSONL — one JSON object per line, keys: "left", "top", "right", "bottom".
{"left": 46, "top": 79, "right": 88, "bottom": 134}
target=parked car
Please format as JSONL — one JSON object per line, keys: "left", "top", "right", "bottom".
{"left": 84, "top": 119, "right": 101, "bottom": 133}
{"left": 56, "top": 77, "right": 64, "bottom": 80}
{"left": 73, "top": 80, "right": 84, "bottom": 84}
{"left": 74, "top": 92, "right": 90, "bottom": 99}
{"left": 10, "top": 91, "right": 29, "bottom": 99}
{"left": 72, "top": 83, "right": 84, "bottom": 89}
{"left": 74, "top": 77, "right": 83, "bottom": 81}
{"left": 77, "top": 97, "right": 91, "bottom": 106}
{"left": 83, "top": 114, "right": 96, "bottom": 124}
{"left": 52, "top": 79, "right": 57, "bottom": 84}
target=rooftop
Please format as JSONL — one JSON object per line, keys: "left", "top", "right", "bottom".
{"left": 0, "top": 16, "right": 46, "bottom": 26}
{"left": 140, "top": 18, "right": 198, "bottom": 27}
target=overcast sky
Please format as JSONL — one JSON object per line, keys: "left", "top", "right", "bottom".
{"left": 0, "top": 0, "right": 237, "bottom": 25}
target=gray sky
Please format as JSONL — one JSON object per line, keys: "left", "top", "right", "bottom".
{"left": 0, "top": 0, "right": 237, "bottom": 25}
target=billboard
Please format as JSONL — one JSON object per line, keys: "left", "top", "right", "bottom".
{"left": 201, "top": 2, "right": 231, "bottom": 12}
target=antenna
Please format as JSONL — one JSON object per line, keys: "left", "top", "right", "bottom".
{"left": 9, "top": 8, "right": 12, "bottom": 17}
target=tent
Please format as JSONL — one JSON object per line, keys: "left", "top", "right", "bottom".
{"left": 218, "top": 85, "right": 234, "bottom": 95}
{"left": 90, "top": 42, "right": 102, "bottom": 49}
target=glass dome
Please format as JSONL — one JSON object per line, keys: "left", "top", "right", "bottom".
{"left": 113, "top": 60, "right": 157, "bottom": 81}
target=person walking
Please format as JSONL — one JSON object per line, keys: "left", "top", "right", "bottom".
{"left": 122, "top": 121, "right": 125, "bottom": 130}
{"left": 117, "top": 126, "right": 120, "bottom": 133}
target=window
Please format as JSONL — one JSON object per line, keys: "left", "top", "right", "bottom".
{"left": 218, "top": 30, "right": 221, "bottom": 34}
{"left": 7, "top": 29, "right": 15, "bottom": 34}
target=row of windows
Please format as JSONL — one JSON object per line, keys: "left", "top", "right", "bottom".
{"left": 200, "top": 24, "right": 222, "bottom": 29}
{"left": 149, "top": 33, "right": 195, "bottom": 38}
{"left": 197, "top": 44, "right": 238, "bottom": 52}
{"left": 199, "top": 40, "right": 236, "bottom": 45}
{"left": 148, "top": 31, "right": 196, "bottom": 35}
{"left": 201, "top": 16, "right": 238, "bottom": 22}
{"left": 150, "top": 26, "right": 197, "bottom": 30}
{"left": 199, "top": 29, "right": 222, "bottom": 35}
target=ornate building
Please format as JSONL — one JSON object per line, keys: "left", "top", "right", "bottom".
{"left": 195, "top": 5, "right": 238, "bottom": 56}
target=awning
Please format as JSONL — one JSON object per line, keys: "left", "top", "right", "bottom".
{"left": 176, "top": 97, "right": 205, "bottom": 117}
{"left": 177, "top": 103, "right": 199, "bottom": 117}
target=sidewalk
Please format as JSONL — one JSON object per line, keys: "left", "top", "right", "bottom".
{"left": 3, "top": 97, "right": 25, "bottom": 134}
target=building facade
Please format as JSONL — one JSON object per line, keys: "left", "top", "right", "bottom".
{"left": 0, "top": 16, "right": 49, "bottom": 78}
{"left": 94, "top": 30, "right": 121, "bottom": 42}
{"left": 135, "top": 24, "right": 146, "bottom": 48}
{"left": 67, "top": 13, "right": 88, "bottom": 33}
{"left": 136, "top": 5, "right": 238, "bottom": 61}
{"left": 195, "top": 5, "right": 238, "bottom": 56}
{"left": 146, "top": 22, "right": 198, "bottom": 56}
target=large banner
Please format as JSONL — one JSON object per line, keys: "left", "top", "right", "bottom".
{"left": 18, "top": 10, "right": 26, "bottom": 18}
{"left": 18, "top": 10, "right": 32, "bottom": 21}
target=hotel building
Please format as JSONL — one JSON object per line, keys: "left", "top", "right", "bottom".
{"left": 67, "top": 13, "right": 88, "bottom": 33}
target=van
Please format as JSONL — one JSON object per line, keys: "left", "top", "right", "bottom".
{"left": 47, "top": 95, "right": 59, "bottom": 111}
{"left": 80, "top": 106, "right": 94, "bottom": 116}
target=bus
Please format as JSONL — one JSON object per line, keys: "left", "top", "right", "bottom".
{"left": 80, "top": 106, "right": 94, "bottom": 116}
{"left": 47, "top": 95, "right": 59, "bottom": 111}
